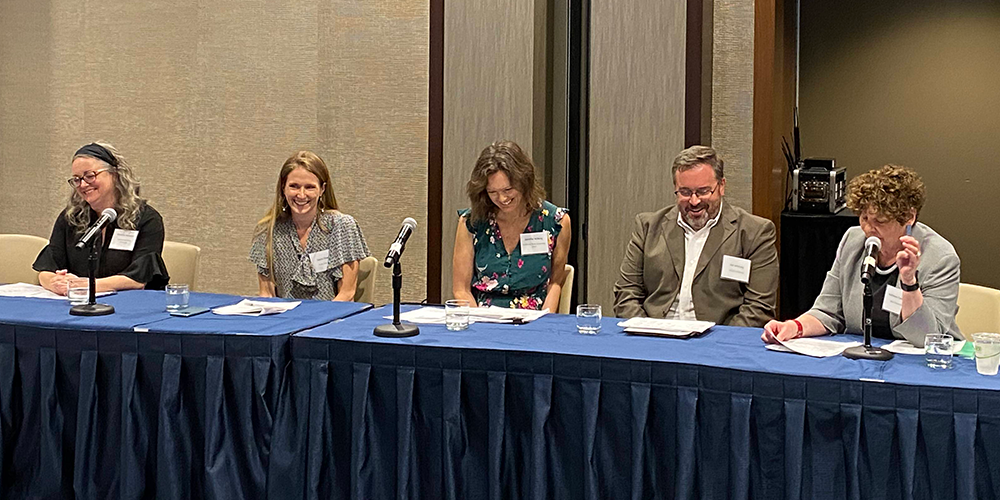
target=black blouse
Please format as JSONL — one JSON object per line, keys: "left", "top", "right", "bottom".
{"left": 33, "top": 203, "right": 170, "bottom": 290}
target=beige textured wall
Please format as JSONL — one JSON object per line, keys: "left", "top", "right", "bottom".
{"left": 800, "top": 0, "right": 1000, "bottom": 289}
{"left": 711, "top": 0, "right": 754, "bottom": 211}
{"left": 0, "top": 0, "right": 429, "bottom": 302}
{"left": 441, "top": 0, "right": 537, "bottom": 300}
{"left": 588, "top": 0, "right": 687, "bottom": 310}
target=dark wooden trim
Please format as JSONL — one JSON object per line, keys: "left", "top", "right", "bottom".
{"left": 752, "top": 0, "right": 776, "bottom": 220}
{"left": 684, "top": 0, "right": 704, "bottom": 148}
{"left": 427, "top": 0, "right": 444, "bottom": 303}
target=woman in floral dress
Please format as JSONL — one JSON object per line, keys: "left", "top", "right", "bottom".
{"left": 452, "top": 141, "right": 571, "bottom": 310}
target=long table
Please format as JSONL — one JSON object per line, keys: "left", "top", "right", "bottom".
{"left": 0, "top": 291, "right": 369, "bottom": 500}
{"left": 276, "top": 305, "right": 1000, "bottom": 500}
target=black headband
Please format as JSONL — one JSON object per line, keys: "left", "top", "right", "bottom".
{"left": 74, "top": 143, "right": 118, "bottom": 168}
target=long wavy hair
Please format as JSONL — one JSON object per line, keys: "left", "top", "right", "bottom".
{"left": 466, "top": 141, "right": 546, "bottom": 223}
{"left": 254, "top": 151, "right": 339, "bottom": 282}
{"left": 65, "top": 142, "right": 144, "bottom": 235}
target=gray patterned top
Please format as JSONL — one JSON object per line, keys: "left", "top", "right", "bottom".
{"left": 249, "top": 211, "right": 370, "bottom": 301}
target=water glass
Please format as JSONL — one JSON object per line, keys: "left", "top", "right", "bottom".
{"left": 67, "top": 278, "right": 89, "bottom": 306}
{"left": 166, "top": 284, "right": 190, "bottom": 312}
{"left": 924, "top": 333, "right": 954, "bottom": 369}
{"left": 576, "top": 304, "right": 602, "bottom": 334}
{"left": 445, "top": 299, "right": 470, "bottom": 331}
{"left": 973, "top": 332, "right": 1000, "bottom": 376}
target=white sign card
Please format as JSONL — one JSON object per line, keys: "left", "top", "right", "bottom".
{"left": 108, "top": 229, "right": 139, "bottom": 251}
{"left": 720, "top": 255, "right": 751, "bottom": 283}
{"left": 520, "top": 231, "right": 549, "bottom": 256}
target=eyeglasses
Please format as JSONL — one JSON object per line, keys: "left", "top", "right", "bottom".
{"left": 67, "top": 168, "right": 110, "bottom": 188}
{"left": 674, "top": 184, "right": 718, "bottom": 199}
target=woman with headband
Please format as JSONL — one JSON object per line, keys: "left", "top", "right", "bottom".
{"left": 34, "top": 142, "right": 169, "bottom": 294}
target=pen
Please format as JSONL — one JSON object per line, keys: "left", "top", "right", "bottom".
{"left": 905, "top": 224, "right": 912, "bottom": 236}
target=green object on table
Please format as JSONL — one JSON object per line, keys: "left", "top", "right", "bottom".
{"left": 957, "top": 340, "right": 975, "bottom": 359}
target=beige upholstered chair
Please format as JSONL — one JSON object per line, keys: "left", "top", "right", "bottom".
{"left": 161, "top": 241, "right": 202, "bottom": 291}
{"left": 0, "top": 234, "right": 48, "bottom": 285}
{"left": 353, "top": 256, "right": 379, "bottom": 303}
{"left": 956, "top": 283, "right": 1000, "bottom": 337}
{"left": 558, "top": 264, "right": 575, "bottom": 314}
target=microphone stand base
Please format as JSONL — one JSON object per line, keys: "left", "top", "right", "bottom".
{"left": 69, "top": 303, "right": 115, "bottom": 317}
{"left": 374, "top": 323, "right": 419, "bottom": 338}
{"left": 843, "top": 345, "right": 893, "bottom": 361}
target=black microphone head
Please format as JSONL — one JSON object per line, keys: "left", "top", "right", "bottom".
{"left": 102, "top": 208, "right": 118, "bottom": 222}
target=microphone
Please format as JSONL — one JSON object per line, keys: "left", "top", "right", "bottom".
{"left": 384, "top": 217, "right": 418, "bottom": 267}
{"left": 75, "top": 208, "right": 118, "bottom": 249}
{"left": 860, "top": 236, "right": 881, "bottom": 284}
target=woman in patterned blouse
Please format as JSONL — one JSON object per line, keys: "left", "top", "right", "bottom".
{"left": 250, "top": 151, "right": 370, "bottom": 301}
{"left": 452, "top": 141, "right": 572, "bottom": 310}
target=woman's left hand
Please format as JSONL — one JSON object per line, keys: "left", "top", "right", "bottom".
{"left": 896, "top": 235, "right": 921, "bottom": 285}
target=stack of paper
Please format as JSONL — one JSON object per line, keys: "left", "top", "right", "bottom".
{"left": 765, "top": 337, "right": 862, "bottom": 357}
{"left": 881, "top": 339, "right": 967, "bottom": 356}
{"left": 0, "top": 283, "right": 114, "bottom": 300}
{"left": 212, "top": 299, "right": 301, "bottom": 316}
{"left": 389, "top": 306, "right": 549, "bottom": 325}
{"left": 617, "top": 317, "right": 715, "bottom": 338}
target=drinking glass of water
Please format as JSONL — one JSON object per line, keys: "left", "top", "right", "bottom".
{"left": 67, "top": 278, "right": 89, "bottom": 306}
{"left": 166, "top": 284, "right": 190, "bottom": 312}
{"left": 576, "top": 304, "right": 602, "bottom": 334}
{"left": 924, "top": 333, "right": 953, "bottom": 369}
{"left": 973, "top": 332, "right": 1000, "bottom": 376}
{"left": 445, "top": 299, "right": 470, "bottom": 331}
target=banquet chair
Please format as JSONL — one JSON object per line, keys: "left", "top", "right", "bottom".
{"left": 354, "top": 256, "right": 378, "bottom": 303}
{"left": 162, "top": 240, "right": 202, "bottom": 291}
{"left": 0, "top": 234, "right": 48, "bottom": 285}
{"left": 956, "top": 283, "right": 1000, "bottom": 337}
{"left": 558, "top": 264, "right": 575, "bottom": 314}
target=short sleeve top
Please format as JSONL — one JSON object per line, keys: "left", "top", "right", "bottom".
{"left": 457, "top": 200, "right": 567, "bottom": 309}
{"left": 33, "top": 202, "right": 170, "bottom": 289}
{"left": 249, "top": 211, "right": 370, "bottom": 301}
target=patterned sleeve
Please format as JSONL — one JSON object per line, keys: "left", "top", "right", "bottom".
{"left": 248, "top": 228, "right": 270, "bottom": 277}
{"left": 328, "top": 213, "right": 371, "bottom": 272}
{"left": 544, "top": 201, "right": 569, "bottom": 237}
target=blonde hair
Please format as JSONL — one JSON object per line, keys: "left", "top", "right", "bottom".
{"left": 254, "top": 151, "right": 339, "bottom": 283}
{"left": 65, "top": 142, "right": 144, "bottom": 234}
{"left": 846, "top": 164, "right": 926, "bottom": 224}
{"left": 466, "top": 141, "right": 546, "bottom": 222}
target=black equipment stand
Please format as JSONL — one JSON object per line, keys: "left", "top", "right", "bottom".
{"left": 69, "top": 236, "right": 115, "bottom": 316}
{"left": 374, "top": 260, "right": 418, "bottom": 338}
{"left": 842, "top": 280, "right": 892, "bottom": 360}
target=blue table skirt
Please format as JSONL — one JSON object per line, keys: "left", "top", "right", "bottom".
{"left": 270, "top": 305, "right": 1000, "bottom": 500}
{"left": 0, "top": 292, "right": 370, "bottom": 500}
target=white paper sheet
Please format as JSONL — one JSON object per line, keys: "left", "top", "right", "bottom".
{"left": 617, "top": 317, "right": 715, "bottom": 337}
{"left": 387, "top": 306, "right": 549, "bottom": 325}
{"left": 767, "top": 337, "right": 862, "bottom": 357}
{"left": 0, "top": 282, "right": 114, "bottom": 300}
{"left": 882, "top": 339, "right": 966, "bottom": 355}
{"left": 212, "top": 299, "right": 301, "bottom": 316}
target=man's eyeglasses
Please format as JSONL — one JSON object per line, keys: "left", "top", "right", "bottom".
{"left": 674, "top": 184, "right": 718, "bottom": 199}
{"left": 67, "top": 168, "right": 110, "bottom": 188}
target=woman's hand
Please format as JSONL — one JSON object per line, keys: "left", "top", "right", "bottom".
{"left": 896, "top": 235, "right": 921, "bottom": 286}
{"left": 41, "top": 269, "right": 80, "bottom": 296}
{"left": 761, "top": 319, "right": 801, "bottom": 344}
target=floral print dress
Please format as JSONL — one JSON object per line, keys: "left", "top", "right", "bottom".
{"left": 458, "top": 200, "right": 568, "bottom": 310}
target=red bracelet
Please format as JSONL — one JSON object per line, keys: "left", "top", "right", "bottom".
{"left": 792, "top": 319, "right": 803, "bottom": 337}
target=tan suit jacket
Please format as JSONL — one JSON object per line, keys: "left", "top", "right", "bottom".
{"left": 613, "top": 201, "right": 778, "bottom": 326}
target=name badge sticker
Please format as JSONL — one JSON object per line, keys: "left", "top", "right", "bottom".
{"left": 108, "top": 229, "right": 139, "bottom": 251}
{"left": 883, "top": 285, "right": 903, "bottom": 315}
{"left": 721, "top": 255, "right": 752, "bottom": 283}
{"left": 520, "top": 232, "right": 549, "bottom": 256}
{"left": 309, "top": 249, "right": 330, "bottom": 273}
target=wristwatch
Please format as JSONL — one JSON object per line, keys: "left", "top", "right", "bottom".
{"left": 900, "top": 271, "right": 919, "bottom": 292}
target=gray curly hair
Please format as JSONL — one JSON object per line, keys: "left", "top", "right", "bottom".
{"left": 65, "top": 142, "right": 145, "bottom": 234}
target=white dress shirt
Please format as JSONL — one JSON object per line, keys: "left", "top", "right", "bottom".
{"left": 667, "top": 208, "right": 723, "bottom": 320}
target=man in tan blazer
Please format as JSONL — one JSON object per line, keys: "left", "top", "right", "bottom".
{"left": 613, "top": 146, "right": 778, "bottom": 326}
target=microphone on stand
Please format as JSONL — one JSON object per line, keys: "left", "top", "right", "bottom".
{"left": 76, "top": 208, "right": 118, "bottom": 249}
{"left": 859, "top": 236, "right": 881, "bottom": 285}
{"left": 70, "top": 208, "right": 117, "bottom": 317}
{"left": 375, "top": 217, "right": 419, "bottom": 338}
{"left": 384, "top": 217, "right": 417, "bottom": 268}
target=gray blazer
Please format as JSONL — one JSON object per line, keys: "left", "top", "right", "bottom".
{"left": 613, "top": 201, "right": 778, "bottom": 326}
{"left": 806, "top": 223, "right": 961, "bottom": 346}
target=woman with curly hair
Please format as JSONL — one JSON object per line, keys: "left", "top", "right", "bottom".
{"left": 762, "top": 165, "right": 961, "bottom": 347}
{"left": 34, "top": 142, "right": 169, "bottom": 294}
{"left": 452, "top": 141, "right": 571, "bottom": 310}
